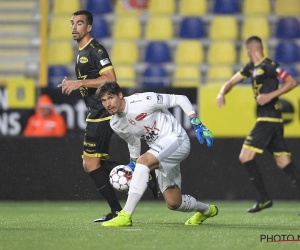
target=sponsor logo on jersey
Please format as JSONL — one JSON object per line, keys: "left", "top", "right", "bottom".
{"left": 157, "top": 94, "right": 163, "bottom": 104}
{"left": 135, "top": 113, "right": 147, "bottom": 121}
{"left": 154, "top": 143, "right": 164, "bottom": 150}
{"left": 130, "top": 99, "right": 142, "bottom": 104}
{"left": 254, "top": 68, "right": 264, "bottom": 76}
{"left": 100, "top": 58, "right": 110, "bottom": 66}
{"left": 141, "top": 130, "right": 159, "bottom": 143}
{"left": 128, "top": 118, "right": 136, "bottom": 125}
{"left": 79, "top": 57, "right": 88, "bottom": 63}
{"left": 98, "top": 49, "right": 103, "bottom": 54}
{"left": 83, "top": 141, "right": 96, "bottom": 147}
{"left": 141, "top": 121, "right": 160, "bottom": 143}
{"left": 144, "top": 121, "right": 160, "bottom": 133}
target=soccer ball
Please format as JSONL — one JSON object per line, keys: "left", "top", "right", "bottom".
{"left": 109, "top": 165, "right": 133, "bottom": 192}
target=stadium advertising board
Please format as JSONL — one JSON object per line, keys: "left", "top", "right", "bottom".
{"left": 199, "top": 85, "right": 300, "bottom": 137}
{"left": 1, "top": 84, "right": 298, "bottom": 137}
{"left": 0, "top": 87, "right": 197, "bottom": 136}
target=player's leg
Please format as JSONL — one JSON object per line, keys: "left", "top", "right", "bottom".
{"left": 102, "top": 135, "right": 185, "bottom": 227}
{"left": 240, "top": 147, "right": 273, "bottom": 212}
{"left": 240, "top": 122, "right": 275, "bottom": 213}
{"left": 269, "top": 131, "right": 300, "bottom": 193}
{"left": 281, "top": 160, "right": 300, "bottom": 192}
{"left": 102, "top": 152, "right": 158, "bottom": 227}
{"left": 160, "top": 184, "right": 218, "bottom": 225}
{"left": 155, "top": 136, "right": 218, "bottom": 225}
{"left": 83, "top": 120, "right": 122, "bottom": 222}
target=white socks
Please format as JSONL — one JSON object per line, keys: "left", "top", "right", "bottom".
{"left": 123, "top": 163, "right": 150, "bottom": 214}
{"left": 123, "top": 165, "right": 209, "bottom": 215}
{"left": 176, "top": 195, "right": 209, "bottom": 214}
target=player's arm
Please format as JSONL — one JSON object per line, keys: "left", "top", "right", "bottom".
{"left": 257, "top": 71, "right": 298, "bottom": 106}
{"left": 58, "top": 68, "right": 116, "bottom": 95}
{"left": 78, "top": 46, "right": 117, "bottom": 88}
{"left": 114, "top": 130, "right": 141, "bottom": 164}
{"left": 167, "top": 94, "right": 214, "bottom": 147}
{"left": 78, "top": 67, "right": 117, "bottom": 88}
{"left": 216, "top": 72, "right": 244, "bottom": 108}
{"left": 147, "top": 92, "right": 213, "bottom": 146}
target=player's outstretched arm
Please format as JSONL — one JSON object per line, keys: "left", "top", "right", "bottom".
{"left": 216, "top": 72, "right": 244, "bottom": 108}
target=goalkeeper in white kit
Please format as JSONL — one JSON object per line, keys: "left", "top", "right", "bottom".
{"left": 95, "top": 81, "right": 218, "bottom": 227}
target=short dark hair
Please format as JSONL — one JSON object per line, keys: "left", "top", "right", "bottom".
{"left": 95, "top": 81, "right": 121, "bottom": 99}
{"left": 245, "top": 36, "right": 263, "bottom": 50}
{"left": 245, "top": 36, "right": 262, "bottom": 45}
{"left": 72, "top": 10, "right": 93, "bottom": 25}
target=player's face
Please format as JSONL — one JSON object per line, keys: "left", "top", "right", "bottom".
{"left": 70, "top": 15, "right": 91, "bottom": 41}
{"left": 101, "top": 93, "right": 124, "bottom": 115}
{"left": 245, "top": 44, "right": 253, "bottom": 62}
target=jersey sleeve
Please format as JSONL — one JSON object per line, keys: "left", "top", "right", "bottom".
{"left": 144, "top": 92, "right": 195, "bottom": 116}
{"left": 91, "top": 45, "right": 113, "bottom": 74}
{"left": 238, "top": 63, "right": 252, "bottom": 78}
{"left": 266, "top": 61, "right": 290, "bottom": 82}
{"left": 115, "top": 131, "right": 141, "bottom": 159}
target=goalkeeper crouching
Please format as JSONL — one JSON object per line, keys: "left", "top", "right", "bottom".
{"left": 95, "top": 81, "right": 219, "bottom": 227}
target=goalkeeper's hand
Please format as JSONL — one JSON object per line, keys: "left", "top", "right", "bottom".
{"left": 127, "top": 158, "right": 136, "bottom": 171}
{"left": 190, "top": 117, "right": 214, "bottom": 147}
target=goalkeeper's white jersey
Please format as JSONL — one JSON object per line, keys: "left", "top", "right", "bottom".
{"left": 110, "top": 92, "right": 193, "bottom": 158}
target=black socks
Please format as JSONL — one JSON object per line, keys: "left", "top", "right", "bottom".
{"left": 243, "top": 159, "right": 269, "bottom": 200}
{"left": 282, "top": 162, "right": 300, "bottom": 191}
{"left": 89, "top": 162, "right": 122, "bottom": 212}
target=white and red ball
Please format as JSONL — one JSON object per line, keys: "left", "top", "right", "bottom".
{"left": 109, "top": 165, "right": 133, "bottom": 192}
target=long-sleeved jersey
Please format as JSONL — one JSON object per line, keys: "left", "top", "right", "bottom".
{"left": 110, "top": 92, "right": 195, "bottom": 159}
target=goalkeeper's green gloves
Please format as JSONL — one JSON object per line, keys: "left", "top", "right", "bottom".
{"left": 127, "top": 158, "right": 136, "bottom": 171}
{"left": 190, "top": 117, "right": 214, "bottom": 147}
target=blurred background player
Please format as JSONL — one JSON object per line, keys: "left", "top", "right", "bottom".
{"left": 96, "top": 81, "right": 218, "bottom": 227}
{"left": 23, "top": 94, "right": 67, "bottom": 137}
{"left": 216, "top": 36, "right": 300, "bottom": 213}
{"left": 57, "top": 10, "right": 158, "bottom": 222}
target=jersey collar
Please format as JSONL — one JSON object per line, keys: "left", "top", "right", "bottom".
{"left": 79, "top": 38, "right": 93, "bottom": 51}
{"left": 117, "top": 97, "right": 128, "bottom": 117}
{"left": 254, "top": 56, "right": 266, "bottom": 67}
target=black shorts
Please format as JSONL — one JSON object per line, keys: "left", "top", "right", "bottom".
{"left": 243, "top": 121, "right": 291, "bottom": 157}
{"left": 82, "top": 111, "right": 113, "bottom": 159}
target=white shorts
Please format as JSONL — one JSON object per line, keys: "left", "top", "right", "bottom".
{"left": 148, "top": 134, "right": 190, "bottom": 193}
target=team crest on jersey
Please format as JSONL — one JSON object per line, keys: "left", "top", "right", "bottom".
{"left": 98, "top": 49, "right": 103, "bottom": 54}
{"left": 79, "top": 57, "right": 89, "bottom": 64}
{"left": 135, "top": 113, "right": 147, "bottom": 121}
{"left": 146, "top": 96, "right": 152, "bottom": 100}
{"left": 128, "top": 118, "right": 136, "bottom": 125}
{"left": 157, "top": 94, "right": 163, "bottom": 104}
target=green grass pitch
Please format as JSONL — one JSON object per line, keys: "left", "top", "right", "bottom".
{"left": 0, "top": 201, "right": 299, "bottom": 250}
